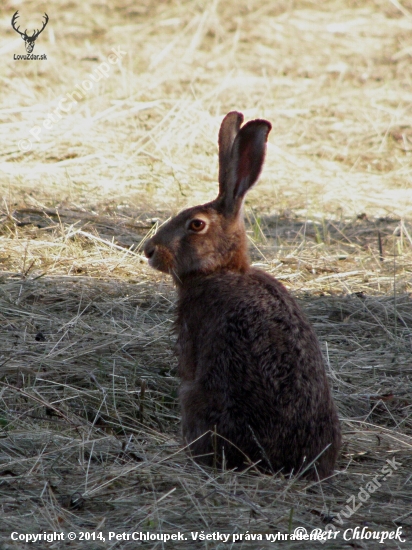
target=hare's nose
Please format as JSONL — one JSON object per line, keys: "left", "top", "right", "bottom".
{"left": 144, "top": 241, "right": 155, "bottom": 259}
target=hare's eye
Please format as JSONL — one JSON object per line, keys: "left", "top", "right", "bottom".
{"left": 188, "top": 219, "right": 206, "bottom": 232}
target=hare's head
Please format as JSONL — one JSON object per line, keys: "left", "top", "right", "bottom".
{"left": 144, "top": 112, "right": 271, "bottom": 283}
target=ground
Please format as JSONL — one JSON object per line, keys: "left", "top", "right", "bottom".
{"left": 0, "top": 0, "right": 411, "bottom": 548}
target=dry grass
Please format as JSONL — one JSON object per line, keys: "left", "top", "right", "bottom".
{"left": 1, "top": 0, "right": 412, "bottom": 548}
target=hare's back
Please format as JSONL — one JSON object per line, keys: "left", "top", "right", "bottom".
{"left": 177, "top": 268, "right": 327, "bottom": 391}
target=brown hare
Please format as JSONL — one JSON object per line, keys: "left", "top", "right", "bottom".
{"left": 144, "top": 111, "right": 341, "bottom": 479}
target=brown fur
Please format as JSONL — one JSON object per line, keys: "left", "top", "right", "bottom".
{"left": 144, "top": 112, "right": 341, "bottom": 478}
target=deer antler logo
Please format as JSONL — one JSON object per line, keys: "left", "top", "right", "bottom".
{"left": 11, "top": 11, "right": 49, "bottom": 54}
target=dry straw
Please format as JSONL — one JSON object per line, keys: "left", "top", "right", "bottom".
{"left": 1, "top": 0, "right": 412, "bottom": 548}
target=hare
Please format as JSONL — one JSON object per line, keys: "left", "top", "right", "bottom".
{"left": 144, "top": 111, "right": 341, "bottom": 479}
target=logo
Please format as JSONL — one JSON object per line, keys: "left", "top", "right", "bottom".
{"left": 11, "top": 11, "right": 49, "bottom": 54}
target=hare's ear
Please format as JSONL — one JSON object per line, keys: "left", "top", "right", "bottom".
{"left": 218, "top": 111, "right": 244, "bottom": 193}
{"left": 218, "top": 117, "right": 271, "bottom": 216}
